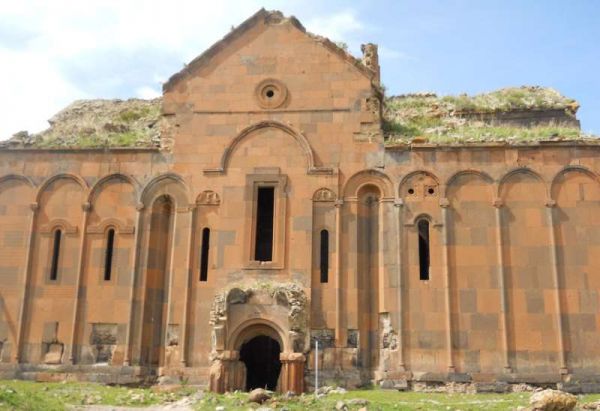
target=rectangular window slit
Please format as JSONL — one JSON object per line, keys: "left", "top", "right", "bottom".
{"left": 320, "top": 229, "right": 329, "bottom": 283}
{"left": 50, "top": 229, "right": 62, "bottom": 281}
{"left": 104, "top": 228, "right": 115, "bottom": 281}
{"left": 418, "top": 219, "right": 430, "bottom": 280}
{"left": 254, "top": 186, "right": 275, "bottom": 262}
{"left": 200, "top": 227, "right": 210, "bottom": 282}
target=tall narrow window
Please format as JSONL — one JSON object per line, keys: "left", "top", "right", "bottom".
{"left": 418, "top": 219, "right": 430, "bottom": 280}
{"left": 104, "top": 228, "right": 115, "bottom": 281}
{"left": 200, "top": 227, "right": 210, "bottom": 282}
{"left": 50, "top": 229, "right": 62, "bottom": 281}
{"left": 254, "top": 186, "right": 275, "bottom": 261}
{"left": 320, "top": 229, "right": 329, "bottom": 283}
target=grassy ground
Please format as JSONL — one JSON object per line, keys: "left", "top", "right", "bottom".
{"left": 0, "top": 380, "right": 195, "bottom": 410}
{"left": 0, "top": 380, "right": 599, "bottom": 410}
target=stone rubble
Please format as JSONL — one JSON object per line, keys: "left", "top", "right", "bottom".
{"left": 529, "top": 389, "right": 577, "bottom": 411}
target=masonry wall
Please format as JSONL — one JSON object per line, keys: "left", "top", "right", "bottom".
{"left": 0, "top": 12, "right": 599, "bottom": 389}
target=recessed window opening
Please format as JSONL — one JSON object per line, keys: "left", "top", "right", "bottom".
{"left": 428, "top": 188, "right": 435, "bottom": 195}
{"left": 255, "top": 186, "right": 275, "bottom": 262}
{"left": 418, "top": 219, "right": 430, "bottom": 280}
{"left": 104, "top": 228, "right": 115, "bottom": 281}
{"left": 50, "top": 229, "right": 62, "bottom": 281}
{"left": 266, "top": 89, "right": 275, "bottom": 98}
{"left": 200, "top": 227, "right": 210, "bottom": 282}
{"left": 320, "top": 229, "right": 329, "bottom": 283}
{"left": 408, "top": 188, "right": 415, "bottom": 195}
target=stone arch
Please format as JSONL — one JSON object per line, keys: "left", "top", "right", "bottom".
{"left": 0, "top": 174, "right": 37, "bottom": 361}
{"left": 39, "top": 218, "right": 78, "bottom": 234}
{"left": 407, "top": 212, "right": 439, "bottom": 227}
{"left": 86, "top": 218, "right": 135, "bottom": 235}
{"left": 87, "top": 173, "right": 139, "bottom": 204}
{"left": 208, "top": 282, "right": 308, "bottom": 394}
{"left": 550, "top": 165, "right": 600, "bottom": 372}
{"left": 210, "top": 121, "right": 332, "bottom": 175}
{"left": 35, "top": 173, "right": 88, "bottom": 203}
{"left": 139, "top": 194, "right": 175, "bottom": 367}
{"left": 498, "top": 167, "right": 548, "bottom": 199}
{"left": 444, "top": 169, "right": 494, "bottom": 198}
{"left": 209, "top": 282, "right": 308, "bottom": 353}
{"left": 399, "top": 170, "right": 441, "bottom": 199}
{"left": 550, "top": 165, "right": 600, "bottom": 199}
{"left": 343, "top": 169, "right": 393, "bottom": 199}
{"left": 88, "top": 173, "right": 138, "bottom": 228}
{"left": 500, "top": 166, "right": 555, "bottom": 373}
{"left": 228, "top": 319, "right": 287, "bottom": 352}
{"left": 140, "top": 173, "right": 189, "bottom": 208}
{"left": 0, "top": 174, "right": 35, "bottom": 189}
{"left": 445, "top": 169, "right": 500, "bottom": 373}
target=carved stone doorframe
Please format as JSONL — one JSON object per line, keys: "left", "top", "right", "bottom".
{"left": 208, "top": 282, "right": 308, "bottom": 393}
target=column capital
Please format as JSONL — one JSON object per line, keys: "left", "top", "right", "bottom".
{"left": 439, "top": 197, "right": 450, "bottom": 208}
{"left": 81, "top": 202, "right": 92, "bottom": 212}
{"left": 334, "top": 199, "right": 344, "bottom": 208}
{"left": 279, "top": 352, "right": 306, "bottom": 362}
{"left": 394, "top": 198, "right": 404, "bottom": 208}
{"left": 493, "top": 198, "right": 504, "bottom": 208}
{"left": 135, "top": 203, "right": 145, "bottom": 211}
{"left": 29, "top": 202, "right": 39, "bottom": 211}
{"left": 545, "top": 199, "right": 557, "bottom": 208}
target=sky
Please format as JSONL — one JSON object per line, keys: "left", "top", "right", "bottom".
{"left": 0, "top": 0, "right": 599, "bottom": 138}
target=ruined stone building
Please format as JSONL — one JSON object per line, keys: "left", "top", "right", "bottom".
{"left": 0, "top": 9, "right": 599, "bottom": 392}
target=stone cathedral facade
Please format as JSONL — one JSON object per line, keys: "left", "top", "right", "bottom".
{"left": 0, "top": 10, "right": 599, "bottom": 393}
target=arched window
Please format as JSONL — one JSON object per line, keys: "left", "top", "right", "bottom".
{"left": 320, "top": 229, "right": 329, "bottom": 283}
{"left": 104, "top": 228, "right": 116, "bottom": 281}
{"left": 50, "top": 229, "right": 62, "bottom": 281}
{"left": 200, "top": 227, "right": 210, "bottom": 282}
{"left": 417, "top": 219, "right": 430, "bottom": 280}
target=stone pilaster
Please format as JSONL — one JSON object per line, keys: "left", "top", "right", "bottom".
{"left": 280, "top": 352, "right": 305, "bottom": 394}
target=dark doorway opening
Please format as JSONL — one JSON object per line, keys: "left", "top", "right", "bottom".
{"left": 239, "top": 335, "right": 281, "bottom": 391}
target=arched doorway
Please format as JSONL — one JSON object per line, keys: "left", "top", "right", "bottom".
{"left": 240, "top": 335, "right": 282, "bottom": 390}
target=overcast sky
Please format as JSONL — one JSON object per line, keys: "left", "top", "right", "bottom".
{"left": 1, "top": 0, "right": 599, "bottom": 138}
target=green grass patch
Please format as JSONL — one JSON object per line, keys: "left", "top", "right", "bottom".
{"left": 382, "top": 86, "right": 590, "bottom": 144}
{"left": 0, "top": 381, "right": 600, "bottom": 411}
{"left": 0, "top": 380, "right": 194, "bottom": 410}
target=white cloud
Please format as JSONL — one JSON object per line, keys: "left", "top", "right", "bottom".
{"left": 0, "top": 46, "right": 88, "bottom": 137}
{"left": 304, "top": 10, "right": 365, "bottom": 53}
{"left": 135, "top": 85, "right": 161, "bottom": 100}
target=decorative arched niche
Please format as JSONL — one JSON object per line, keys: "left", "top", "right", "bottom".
{"left": 208, "top": 281, "right": 308, "bottom": 394}
{"left": 204, "top": 121, "right": 333, "bottom": 176}
{"left": 209, "top": 281, "right": 308, "bottom": 354}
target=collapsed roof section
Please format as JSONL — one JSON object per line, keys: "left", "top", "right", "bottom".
{"left": 384, "top": 86, "right": 592, "bottom": 146}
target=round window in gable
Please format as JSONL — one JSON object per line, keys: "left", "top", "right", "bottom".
{"left": 255, "top": 79, "right": 288, "bottom": 109}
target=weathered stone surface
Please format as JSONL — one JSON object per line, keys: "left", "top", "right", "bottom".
{"left": 529, "top": 389, "right": 577, "bottom": 411}
{"left": 248, "top": 388, "right": 271, "bottom": 404}
{"left": 0, "top": 8, "right": 598, "bottom": 395}
{"left": 43, "top": 343, "right": 63, "bottom": 365}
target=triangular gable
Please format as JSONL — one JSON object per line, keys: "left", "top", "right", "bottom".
{"left": 162, "top": 9, "right": 375, "bottom": 93}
